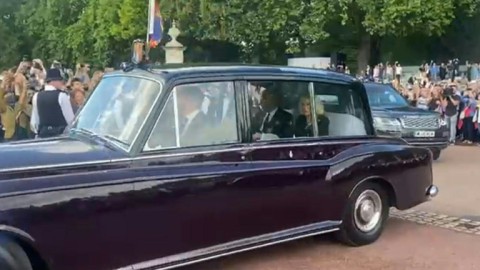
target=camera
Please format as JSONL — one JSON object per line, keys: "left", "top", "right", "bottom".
{"left": 453, "top": 58, "right": 460, "bottom": 69}
{"left": 443, "top": 87, "right": 454, "bottom": 97}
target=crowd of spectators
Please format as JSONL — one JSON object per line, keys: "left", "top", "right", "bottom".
{"left": 2, "top": 56, "right": 480, "bottom": 145}
{"left": 0, "top": 56, "right": 106, "bottom": 142}
{"left": 361, "top": 60, "right": 480, "bottom": 145}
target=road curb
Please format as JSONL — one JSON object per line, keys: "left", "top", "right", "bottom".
{"left": 391, "top": 208, "right": 480, "bottom": 235}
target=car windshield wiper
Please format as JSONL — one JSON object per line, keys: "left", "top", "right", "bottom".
{"left": 101, "top": 134, "right": 130, "bottom": 148}
{"left": 71, "top": 128, "right": 129, "bottom": 149}
{"left": 70, "top": 127, "right": 96, "bottom": 137}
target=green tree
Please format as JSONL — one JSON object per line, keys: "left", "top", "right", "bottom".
{"left": 16, "top": 0, "right": 90, "bottom": 65}
{"left": 159, "top": 0, "right": 322, "bottom": 62}
{"left": 66, "top": 0, "right": 148, "bottom": 67}
{"left": 161, "top": 0, "right": 480, "bottom": 69}
{"left": 113, "top": 0, "right": 148, "bottom": 40}
{"left": 303, "top": 0, "right": 480, "bottom": 71}
{"left": 67, "top": 0, "right": 124, "bottom": 67}
{"left": 3, "top": 0, "right": 480, "bottom": 71}
{"left": 0, "top": 21, "right": 21, "bottom": 69}
{"left": 0, "top": 0, "right": 24, "bottom": 68}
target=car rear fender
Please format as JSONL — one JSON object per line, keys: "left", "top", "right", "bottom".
{"left": 325, "top": 143, "right": 431, "bottom": 219}
{"left": 348, "top": 176, "right": 398, "bottom": 208}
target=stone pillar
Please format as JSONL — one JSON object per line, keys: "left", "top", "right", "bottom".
{"left": 163, "top": 21, "right": 186, "bottom": 64}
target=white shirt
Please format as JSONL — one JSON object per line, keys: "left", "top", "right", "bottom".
{"left": 30, "top": 85, "right": 75, "bottom": 134}
{"left": 396, "top": 66, "right": 403, "bottom": 76}
{"left": 181, "top": 109, "right": 200, "bottom": 137}
{"left": 201, "top": 96, "right": 210, "bottom": 114}
{"left": 386, "top": 66, "right": 393, "bottom": 75}
{"left": 222, "top": 97, "right": 231, "bottom": 121}
{"left": 260, "top": 107, "right": 278, "bottom": 131}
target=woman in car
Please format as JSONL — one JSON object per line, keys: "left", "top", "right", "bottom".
{"left": 295, "top": 96, "right": 329, "bottom": 137}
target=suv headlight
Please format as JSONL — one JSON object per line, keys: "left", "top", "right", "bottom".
{"left": 438, "top": 117, "right": 447, "bottom": 127}
{"left": 373, "top": 117, "right": 402, "bottom": 133}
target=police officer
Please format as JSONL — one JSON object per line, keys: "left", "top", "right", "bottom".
{"left": 30, "top": 69, "right": 74, "bottom": 138}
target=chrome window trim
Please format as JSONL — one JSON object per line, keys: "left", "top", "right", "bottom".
{"left": 309, "top": 82, "right": 319, "bottom": 137}
{"left": 0, "top": 137, "right": 381, "bottom": 173}
{"left": 135, "top": 138, "right": 373, "bottom": 161}
{"left": 0, "top": 159, "right": 128, "bottom": 174}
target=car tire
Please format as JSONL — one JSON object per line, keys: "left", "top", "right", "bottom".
{"left": 336, "top": 182, "right": 390, "bottom": 246}
{"left": 0, "top": 236, "right": 32, "bottom": 270}
{"left": 431, "top": 149, "right": 441, "bottom": 161}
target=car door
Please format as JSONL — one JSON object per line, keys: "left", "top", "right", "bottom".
{"left": 121, "top": 79, "right": 261, "bottom": 267}
{"left": 234, "top": 79, "right": 340, "bottom": 235}
{"left": 239, "top": 78, "right": 375, "bottom": 234}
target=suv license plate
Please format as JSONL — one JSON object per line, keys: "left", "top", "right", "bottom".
{"left": 414, "top": 131, "right": 435, "bottom": 137}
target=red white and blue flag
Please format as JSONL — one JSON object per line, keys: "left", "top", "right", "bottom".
{"left": 148, "top": 0, "right": 163, "bottom": 48}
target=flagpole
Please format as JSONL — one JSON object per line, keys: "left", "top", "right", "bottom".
{"left": 146, "top": 0, "right": 153, "bottom": 59}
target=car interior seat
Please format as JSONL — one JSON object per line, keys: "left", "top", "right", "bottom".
{"left": 324, "top": 112, "right": 367, "bottom": 136}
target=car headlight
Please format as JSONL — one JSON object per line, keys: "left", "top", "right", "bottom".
{"left": 373, "top": 117, "right": 402, "bottom": 132}
{"left": 438, "top": 117, "right": 447, "bottom": 127}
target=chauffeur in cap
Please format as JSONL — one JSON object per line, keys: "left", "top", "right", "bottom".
{"left": 30, "top": 69, "right": 75, "bottom": 138}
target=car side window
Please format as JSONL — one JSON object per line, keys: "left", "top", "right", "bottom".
{"left": 248, "top": 80, "right": 312, "bottom": 141}
{"left": 313, "top": 82, "right": 369, "bottom": 137}
{"left": 144, "top": 81, "right": 239, "bottom": 151}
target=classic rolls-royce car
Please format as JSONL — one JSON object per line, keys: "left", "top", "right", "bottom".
{"left": 364, "top": 82, "right": 449, "bottom": 160}
{"left": 0, "top": 65, "right": 438, "bottom": 270}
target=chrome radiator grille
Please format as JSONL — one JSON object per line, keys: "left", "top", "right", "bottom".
{"left": 401, "top": 116, "right": 439, "bottom": 129}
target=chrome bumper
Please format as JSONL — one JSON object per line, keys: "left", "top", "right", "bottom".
{"left": 426, "top": 185, "right": 439, "bottom": 198}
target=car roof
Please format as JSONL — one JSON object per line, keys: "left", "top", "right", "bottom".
{"left": 106, "top": 64, "right": 357, "bottom": 83}
{"left": 363, "top": 82, "right": 394, "bottom": 88}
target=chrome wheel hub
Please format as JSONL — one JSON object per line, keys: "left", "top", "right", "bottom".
{"left": 354, "top": 190, "right": 382, "bottom": 232}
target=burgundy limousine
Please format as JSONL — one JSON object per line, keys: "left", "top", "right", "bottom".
{"left": 0, "top": 65, "right": 437, "bottom": 270}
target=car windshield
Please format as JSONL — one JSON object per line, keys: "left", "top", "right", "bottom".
{"left": 71, "top": 75, "right": 162, "bottom": 149}
{"left": 365, "top": 84, "right": 409, "bottom": 108}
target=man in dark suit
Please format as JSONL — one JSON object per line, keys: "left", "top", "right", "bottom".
{"left": 253, "top": 88, "right": 293, "bottom": 140}
{"left": 177, "top": 85, "right": 210, "bottom": 147}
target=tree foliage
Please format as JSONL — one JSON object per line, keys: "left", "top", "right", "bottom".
{"left": 163, "top": 0, "right": 480, "bottom": 60}
{"left": 1, "top": 0, "right": 480, "bottom": 70}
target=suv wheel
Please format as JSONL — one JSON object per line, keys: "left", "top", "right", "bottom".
{"left": 336, "top": 182, "right": 389, "bottom": 246}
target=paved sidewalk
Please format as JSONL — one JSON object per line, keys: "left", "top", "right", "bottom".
{"left": 415, "top": 146, "right": 480, "bottom": 219}
{"left": 189, "top": 219, "right": 480, "bottom": 270}
{"left": 391, "top": 208, "right": 480, "bottom": 235}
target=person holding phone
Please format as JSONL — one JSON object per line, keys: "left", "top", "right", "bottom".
{"left": 30, "top": 59, "right": 46, "bottom": 91}
{"left": 442, "top": 86, "right": 461, "bottom": 144}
